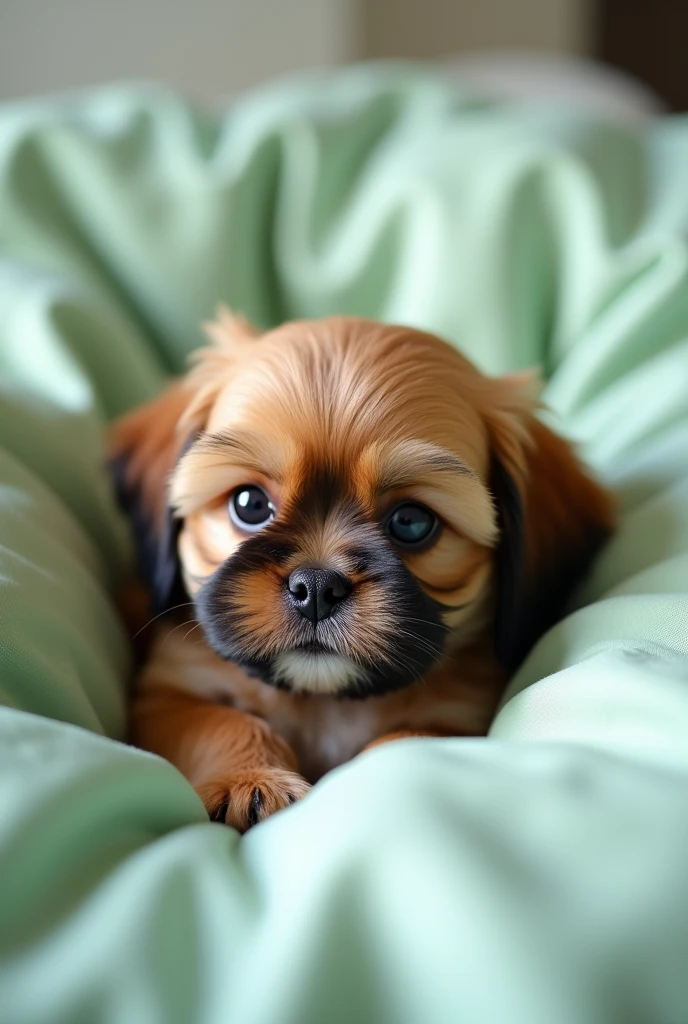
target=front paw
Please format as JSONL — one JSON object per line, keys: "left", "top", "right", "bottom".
{"left": 197, "top": 768, "right": 311, "bottom": 832}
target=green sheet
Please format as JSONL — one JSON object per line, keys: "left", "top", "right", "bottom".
{"left": 1, "top": 65, "right": 688, "bottom": 1024}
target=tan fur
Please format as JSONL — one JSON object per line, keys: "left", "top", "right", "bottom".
{"left": 113, "top": 312, "right": 615, "bottom": 831}
{"left": 132, "top": 682, "right": 310, "bottom": 829}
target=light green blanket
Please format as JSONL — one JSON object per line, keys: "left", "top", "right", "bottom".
{"left": 1, "top": 66, "right": 688, "bottom": 1024}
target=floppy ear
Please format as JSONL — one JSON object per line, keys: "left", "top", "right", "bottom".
{"left": 485, "top": 376, "right": 615, "bottom": 670}
{"left": 109, "top": 381, "right": 193, "bottom": 614}
{"left": 108, "top": 306, "right": 261, "bottom": 614}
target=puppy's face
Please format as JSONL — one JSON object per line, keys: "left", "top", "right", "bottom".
{"left": 170, "top": 319, "right": 502, "bottom": 695}
{"left": 112, "top": 313, "right": 614, "bottom": 697}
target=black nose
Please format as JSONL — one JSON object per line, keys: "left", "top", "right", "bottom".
{"left": 287, "top": 567, "right": 352, "bottom": 623}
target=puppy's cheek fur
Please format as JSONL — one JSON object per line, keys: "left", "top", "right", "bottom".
{"left": 225, "top": 572, "right": 295, "bottom": 658}
{"left": 180, "top": 510, "right": 238, "bottom": 571}
{"left": 193, "top": 528, "right": 299, "bottom": 669}
{"left": 405, "top": 534, "right": 491, "bottom": 595}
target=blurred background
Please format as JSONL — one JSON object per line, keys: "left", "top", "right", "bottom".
{"left": 0, "top": 0, "right": 680, "bottom": 112}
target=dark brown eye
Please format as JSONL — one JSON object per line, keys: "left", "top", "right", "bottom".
{"left": 229, "top": 486, "right": 275, "bottom": 532}
{"left": 386, "top": 503, "right": 438, "bottom": 547}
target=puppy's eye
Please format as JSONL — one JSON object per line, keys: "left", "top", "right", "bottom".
{"left": 229, "top": 486, "right": 275, "bottom": 532}
{"left": 386, "top": 503, "right": 438, "bottom": 547}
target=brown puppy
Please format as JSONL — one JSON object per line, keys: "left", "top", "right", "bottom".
{"left": 111, "top": 311, "right": 614, "bottom": 831}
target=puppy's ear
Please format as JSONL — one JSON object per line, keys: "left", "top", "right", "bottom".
{"left": 109, "top": 307, "right": 260, "bottom": 613}
{"left": 109, "top": 381, "right": 193, "bottom": 614}
{"left": 485, "top": 374, "right": 615, "bottom": 670}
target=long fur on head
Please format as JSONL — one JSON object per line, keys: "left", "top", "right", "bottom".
{"left": 110, "top": 310, "right": 614, "bottom": 691}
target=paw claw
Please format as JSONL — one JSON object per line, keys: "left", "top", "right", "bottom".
{"left": 211, "top": 800, "right": 229, "bottom": 823}
{"left": 248, "top": 788, "right": 262, "bottom": 827}
{"left": 199, "top": 768, "right": 311, "bottom": 833}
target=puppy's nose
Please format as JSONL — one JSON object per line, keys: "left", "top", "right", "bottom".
{"left": 287, "top": 567, "right": 351, "bottom": 623}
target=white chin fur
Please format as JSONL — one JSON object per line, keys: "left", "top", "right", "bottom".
{"left": 273, "top": 651, "right": 365, "bottom": 694}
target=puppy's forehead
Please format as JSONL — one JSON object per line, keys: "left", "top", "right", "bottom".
{"left": 205, "top": 319, "right": 491, "bottom": 478}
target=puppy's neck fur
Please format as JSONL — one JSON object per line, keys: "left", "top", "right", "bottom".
{"left": 136, "top": 614, "right": 506, "bottom": 781}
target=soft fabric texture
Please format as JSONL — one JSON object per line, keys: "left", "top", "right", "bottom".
{"left": 1, "top": 65, "right": 687, "bottom": 1024}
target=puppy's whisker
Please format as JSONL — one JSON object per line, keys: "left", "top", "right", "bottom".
{"left": 161, "top": 618, "right": 200, "bottom": 647}
{"left": 133, "top": 602, "right": 196, "bottom": 639}
{"left": 400, "top": 616, "right": 454, "bottom": 633}
{"left": 400, "top": 639, "right": 446, "bottom": 662}
{"left": 378, "top": 631, "right": 444, "bottom": 668}
{"left": 325, "top": 619, "right": 366, "bottom": 666}
{"left": 182, "top": 621, "right": 205, "bottom": 643}
{"left": 395, "top": 626, "right": 445, "bottom": 649}
{"left": 376, "top": 623, "right": 445, "bottom": 657}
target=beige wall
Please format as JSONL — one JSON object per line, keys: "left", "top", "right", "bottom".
{"left": 0, "top": 0, "right": 590, "bottom": 103}
{"left": 0, "top": 0, "right": 356, "bottom": 103}
{"left": 361, "top": 0, "right": 590, "bottom": 60}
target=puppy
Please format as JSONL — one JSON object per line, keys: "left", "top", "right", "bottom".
{"left": 111, "top": 311, "right": 614, "bottom": 831}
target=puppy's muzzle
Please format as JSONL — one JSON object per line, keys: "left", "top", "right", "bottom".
{"left": 287, "top": 566, "right": 352, "bottom": 623}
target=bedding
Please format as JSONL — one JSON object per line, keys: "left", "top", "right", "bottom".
{"left": 1, "top": 65, "right": 688, "bottom": 1024}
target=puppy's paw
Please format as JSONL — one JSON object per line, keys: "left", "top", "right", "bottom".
{"left": 198, "top": 768, "right": 311, "bottom": 832}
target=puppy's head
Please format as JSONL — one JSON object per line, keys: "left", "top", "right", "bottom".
{"left": 111, "top": 311, "right": 614, "bottom": 696}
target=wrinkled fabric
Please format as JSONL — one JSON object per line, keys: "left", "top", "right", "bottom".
{"left": 0, "top": 66, "right": 687, "bottom": 1024}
